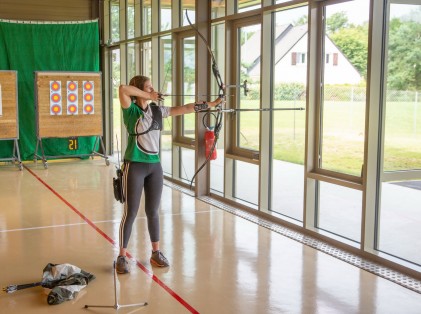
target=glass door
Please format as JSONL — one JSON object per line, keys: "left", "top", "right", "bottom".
{"left": 378, "top": 0, "right": 421, "bottom": 265}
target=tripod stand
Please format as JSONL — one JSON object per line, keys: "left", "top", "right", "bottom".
{"left": 84, "top": 261, "right": 148, "bottom": 310}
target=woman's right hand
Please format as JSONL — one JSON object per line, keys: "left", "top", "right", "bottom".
{"left": 149, "top": 91, "right": 164, "bottom": 101}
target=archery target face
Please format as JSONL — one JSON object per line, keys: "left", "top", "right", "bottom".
{"left": 67, "top": 81, "right": 78, "bottom": 115}
{"left": 82, "top": 81, "right": 94, "bottom": 114}
{"left": 50, "top": 81, "right": 62, "bottom": 115}
{"left": 36, "top": 72, "right": 102, "bottom": 139}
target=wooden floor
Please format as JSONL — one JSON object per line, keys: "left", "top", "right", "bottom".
{"left": 0, "top": 159, "right": 421, "bottom": 313}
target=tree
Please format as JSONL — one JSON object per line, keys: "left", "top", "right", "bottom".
{"left": 294, "top": 12, "right": 368, "bottom": 78}
{"left": 326, "top": 11, "right": 349, "bottom": 34}
{"left": 387, "top": 18, "right": 421, "bottom": 90}
{"left": 293, "top": 11, "right": 349, "bottom": 30}
{"left": 330, "top": 24, "right": 368, "bottom": 78}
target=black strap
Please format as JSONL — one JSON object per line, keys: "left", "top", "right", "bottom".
{"left": 129, "top": 103, "right": 163, "bottom": 136}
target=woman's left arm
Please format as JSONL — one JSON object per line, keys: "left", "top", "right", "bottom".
{"left": 169, "top": 97, "right": 223, "bottom": 117}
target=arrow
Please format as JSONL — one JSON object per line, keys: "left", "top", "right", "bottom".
{"left": 195, "top": 107, "right": 306, "bottom": 113}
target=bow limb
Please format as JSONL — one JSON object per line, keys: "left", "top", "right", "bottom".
{"left": 185, "top": 11, "right": 225, "bottom": 190}
{"left": 185, "top": 10, "right": 225, "bottom": 98}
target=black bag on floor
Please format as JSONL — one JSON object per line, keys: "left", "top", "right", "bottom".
{"left": 113, "top": 167, "right": 125, "bottom": 203}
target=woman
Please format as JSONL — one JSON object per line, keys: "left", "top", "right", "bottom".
{"left": 116, "top": 75, "right": 222, "bottom": 273}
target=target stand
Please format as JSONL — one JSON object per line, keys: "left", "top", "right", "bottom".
{"left": 0, "top": 71, "right": 22, "bottom": 170}
{"left": 0, "top": 138, "right": 23, "bottom": 171}
{"left": 34, "top": 71, "right": 109, "bottom": 169}
{"left": 84, "top": 261, "right": 148, "bottom": 311}
{"left": 33, "top": 135, "right": 109, "bottom": 169}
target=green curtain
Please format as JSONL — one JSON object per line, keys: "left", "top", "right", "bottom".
{"left": 0, "top": 20, "right": 100, "bottom": 160}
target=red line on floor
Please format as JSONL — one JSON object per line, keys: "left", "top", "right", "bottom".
{"left": 24, "top": 165, "right": 199, "bottom": 314}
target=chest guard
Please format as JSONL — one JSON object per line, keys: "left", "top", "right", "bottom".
{"left": 129, "top": 103, "right": 163, "bottom": 136}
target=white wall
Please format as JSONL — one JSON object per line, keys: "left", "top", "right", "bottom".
{"left": 249, "top": 34, "right": 362, "bottom": 85}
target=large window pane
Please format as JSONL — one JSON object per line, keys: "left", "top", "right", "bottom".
{"left": 142, "top": 0, "right": 151, "bottom": 35}
{"left": 182, "top": 0, "right": 195, "bottom": 26}
{"left": 383, "top": 89, "right": 421, "bottom": 171}
{"left": 180, "top": 147, "right": 195, "bottom": 184}
{"left": 160, "top": 35, "right": 173, "bottom": 176}
{"left": 110, "top": 0, "right": 120, "bottom": 43}
{"left": 160, "top": 1, "right": 172, "bottom": 31}
{"left": 383, "top": 4, "right": 421, "bottom": 172}
{"left": 317, "top": 181, "right": 362, "bottom": 243}
{"left": 319, "top": 0, "right": 369, "bottom": 176}
{"left": 210, "top": 23, "right": 225, "bottom": 194}
{"left": 182, "top": 36, "right": 196, "bottom": 139}
{"left": 127, "top": 43, "right": 136, "bottom": 81}
{"left": 238, "top": 24, "right": 261, "bottom": 151}
{"left": 141, "top": 41, "right": 152, "bottom": 79}
{"left": 127, "top": 0, "right": 135, "bottom": 39}
{"left": 271, "top": 6, "right": 308, "bottom": 221}
{"left": 378, "top": 3, "right": 421, "bottom": 266}
{"left": 234, "top": 160, "right": 258, "bottom": 207}
{"left": 211, "top": 0, "right": 225, "bottom": 19}
{"left": 379, "top": 181, "right": 421, "bottom": 264}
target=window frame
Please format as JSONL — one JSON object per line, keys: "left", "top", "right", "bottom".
{"left": 310, "top": 0, "right": 369, "bottom": 187}
{"left": 226, "top": 15, "right": 262, "bottom": 163}
{"left": 172, "top": 30, "right": 197, "bottom": 149}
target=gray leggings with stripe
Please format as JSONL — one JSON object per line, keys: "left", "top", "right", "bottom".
{"left": 119, "top": 161, "right": 163, "bottom": 248}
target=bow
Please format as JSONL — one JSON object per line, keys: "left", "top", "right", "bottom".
{"left": 171, "top": 12, "right": 305, "bottom": 190}
{"left": 185, "top": 11, "right": 225, "bottom": 100}
{"left": 185, "top": 11, "right": 225, "bottom": 190}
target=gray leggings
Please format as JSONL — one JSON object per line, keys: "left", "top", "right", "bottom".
{"left": 119, "top": 161, "right": 163, "bottom": 248}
